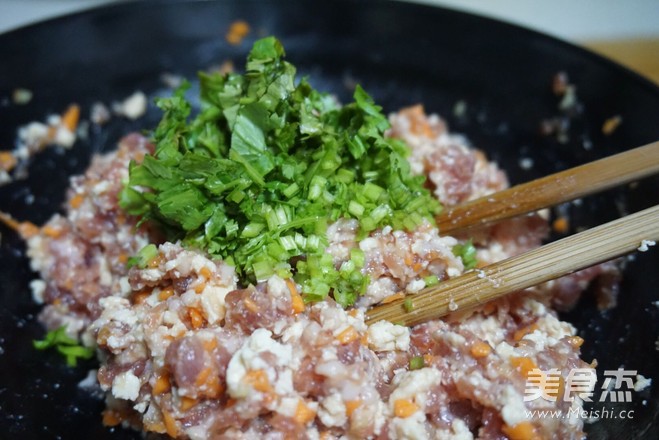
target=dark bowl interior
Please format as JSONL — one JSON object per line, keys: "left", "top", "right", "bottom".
{"left": 1, "top": 1, "right": 658, "bottom": 438}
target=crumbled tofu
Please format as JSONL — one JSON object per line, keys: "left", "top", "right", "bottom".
{"left": 29, "top": 279, "right": 46, "bottom": 304}
{"left": 390, "top": 368, "right": 442, "bottom": 410}
{"left": 318, "top": 393, "right": 347, "bottom": 427}
{"left": 368, "top": 321, "right": 411, "bottom": 352}
{"left": 113, "top": 91, "right": 147, "bottom": 120}
{"left": 389, "top": 410, "right": 428, "bottom": 440}
{"left": 226, "top": 328, "right": 293, "bottom": 399}
{"left": 500, "top": 385, "right": 528, "bottom": 426}
{"left": 638, "top": 240, "right": 656, "bottom": 252}
{"left": 634, "top": 374, "right": 652, "bottom": 392}
{"left": 112, "top": 371, "right": 141, "bottom": 401}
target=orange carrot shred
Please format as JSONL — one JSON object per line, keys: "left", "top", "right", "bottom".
{"left": 152, "top": 372, "right": 171, "bottom": 395}
{"left": 336, "top": 326, "right": 359, "bottom": 345}
{"left": 61, "top": 104, "right": 80, "bottom": 132}
{"left": 189, "top": 308, "right": 205, "bottom": 329}
{"left": 345, "top": 399, "right": 362, "bottom": 417}
{"left": 470, "top": 341, "right": 492, "bottom": 358}
{"left": 552, "top": 216, "right": 569, "bottom": 234}
{"left": 69, "top": 193, "right": 85, "bottom": 209}
{"left": 0, "top": 151, "right": 17, "bottom": 172}
{"left": 244, "top": 369, "right": 272, "bottom": 393}
{"left": 502, "top": 421, "right": 541, "bottom": 440}
{"left": 394, "top": 399, "right": 419, "bottom": 418}
{"left": 294, "top": 400, "right": 316, "bottom": 425}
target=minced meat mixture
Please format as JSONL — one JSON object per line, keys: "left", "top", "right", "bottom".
{"left": 26, "top": 106, "right": 619, "bottom": 439}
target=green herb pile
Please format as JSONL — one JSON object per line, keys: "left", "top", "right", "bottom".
{"left": 120, "top": 37, "right": 442, "bottom": 307}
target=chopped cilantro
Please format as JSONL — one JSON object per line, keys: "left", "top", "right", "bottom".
{"left": 121, "top": 36, "right": 441, "bottom": 307}
{"left": 453, "top": 239, "right": 478, "bottom": 270}
{"left": 33, "top": 325, "right": 94, "bottom": 367}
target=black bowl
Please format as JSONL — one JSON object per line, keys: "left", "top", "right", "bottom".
{"left": 1, "top": 1, "right": 658, "bottom": 438}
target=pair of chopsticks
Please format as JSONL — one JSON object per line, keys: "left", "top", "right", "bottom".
{"left": 366, "top": 141, "right": 659, "bottom": 326}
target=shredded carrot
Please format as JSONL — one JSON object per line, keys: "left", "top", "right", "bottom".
{"left": 0, "top": 151, "right": 17, "bottom": 172}
{"left": 566, "top": 335, "right": 584, "bottom": 348}
{"left": 117, "top": 253, "right": 128, "bottom": 264}
{"left": 401, "top": 105, "right": 434, "bottom": 137}
{"left": 423, "top": 354, "right": 435, "bottom": 365}
{"left": 162, "top": 410, "right": 179, "bottom": 438}
{"left": 294, "top": 400, "right": 316, "bottom": 425}
{"left": 199, "top": 266, "right": 212, "bottom": 279}
{"left": 602, "top": 115, "right": 622, "bottom": 136}
{"left": 180, "top": 396, "right": 197, "bottom": 412}
{"left": 286, "top": 278, "right": 305, "bottom": 314}
{"left": 225, "top": 398, "right": 237, "bottom": 408}
{"left": 61, "top": 104, "right": 80, "bottom": 132}
{"left": 552, "top": 216, "right": 569, "bottom": 234}
{"left": 393, "top": 399, "right": 419, "bottom": 418}
{"left": 152, "top": 372, "right": 171, "bottom": 395}
{"left": 101, "top": 409, "right": 123, "bottom": 427}
{"left": 69, "top": 193, "right": 85, "bottom": 209}
{"left": 336, "top": 326, "right": 359, "bottom": 345}
{"left": 513, "top": 322, "right": 539, "bottom": 342}
{"left": 243, "top": 297, "right": 259, "bottom": 312}
{"left": 501, "top": 421, "right": 541, "bottom": 440}
{"left": 158, "top": 286, "right": 175, "bottom": 301}
{"left": 226, "top": 20, "right": 250, "bottom": 45}
{"left": 194, "top": 282, "right": 206, "bottom": 294}
{"left": 510, "top": 356, "right": 538, "bottom": 378}
{"left": 143, "top": 419, "right": 166, "bottom": 434}
{"left": 0, "top": 211, "right": 40, "bottom": 239}
{"left": 360, "top": 333, "right": 369, "bottom": 346}
{"left": 41, "top": 225, "right": 62, "bottom": 238}
{"left": 345, "top": 399, "right": 362, "bottom": 417}
{"left": 189, "top": 308, "right": 205, "bottom": 329}
{"left": 348, "top": 309, "right": 359, "bottom": 317}
{"left": 381, "top": 292, "right": 405, "bottom": 304}
{"left": 470, "top": 341, "right": 492, "bottom": 358}
{"left": 244, "top": 369, "right": 272, "bottom": 393}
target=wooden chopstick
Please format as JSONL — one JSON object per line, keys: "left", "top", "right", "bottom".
{"left": 366, "top": 204, "right": 659, "bottom": 326}
{"left": 436, "top": 140, "right": 659, "bottom": 234}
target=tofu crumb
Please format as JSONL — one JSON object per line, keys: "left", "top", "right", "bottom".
{"left": 112, "top": 371, "right": 141, "bottom": 401}
{"left": 113, "top": 91, "right": 147, "bottom": 120}
{"left": 634, "top": 374, "right": 652, "bottom": 392}
{"left": 638, "top": 240, "right": 656, "bottom": 252}
{"left": 368, "top": 321, "right": 410, "bottom": 352}
{"left": 518, "top": 157, "right": 534, "bottom": 170}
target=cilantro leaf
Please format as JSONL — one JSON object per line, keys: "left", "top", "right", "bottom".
{"left": 121, "top": 37, "right": 442, "bottom": 307}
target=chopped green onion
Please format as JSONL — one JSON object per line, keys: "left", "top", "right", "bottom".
{"left": 119, "top": 36, "right": 442, "bottom": 306}
{"left": 33, "top": 326, "right": 94, "bottom": 367}
{"left": 424, "top": 275, "right": 439, "bottom": 287}
{"left": 453, "top": 239, "right": 478, "bottom": 270}
{"left": 126, "top": 244, "right": 159, "bottom": 269}
{"left": 403, "top": 298, "right": 414, "bottom": 313}
{"left": 409, "top": 355, "right": 425, "bottom": 370}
